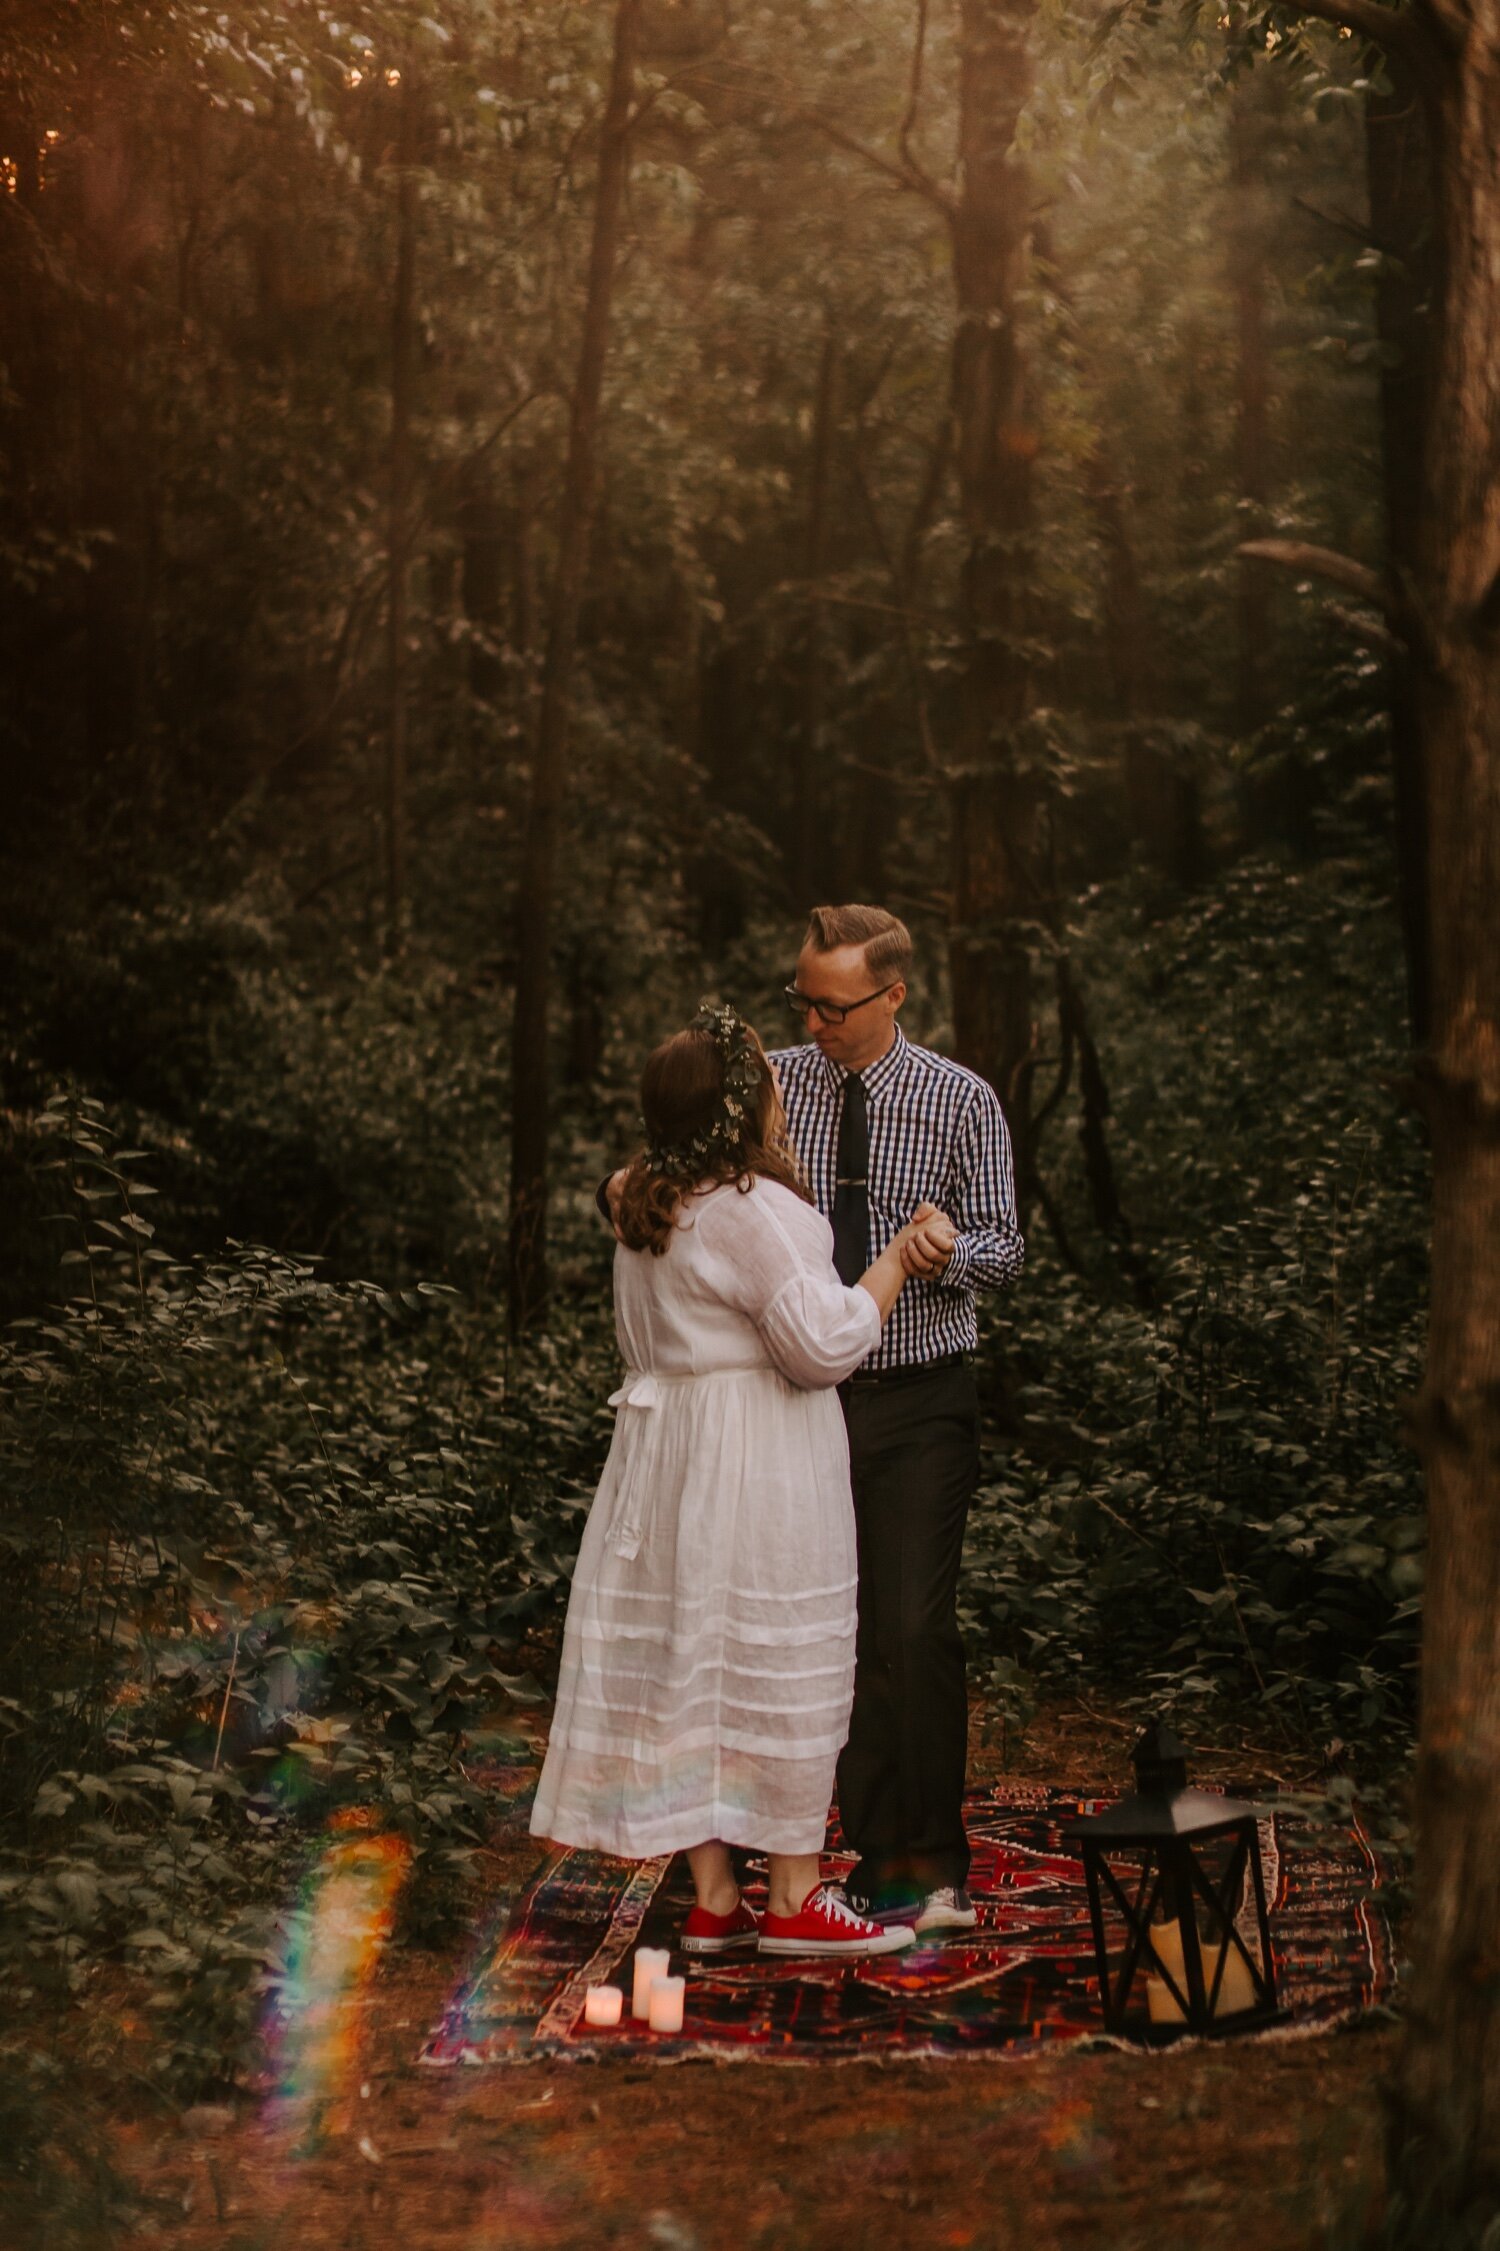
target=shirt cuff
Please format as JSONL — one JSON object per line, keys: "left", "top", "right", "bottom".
{"left": 937, "top": 1231, "right": 976, "bottom": 1290}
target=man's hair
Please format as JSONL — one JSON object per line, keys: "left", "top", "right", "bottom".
{"left": 803, "top": 904, "right": 912, "bottom": 986}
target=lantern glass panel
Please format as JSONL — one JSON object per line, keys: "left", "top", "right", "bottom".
{"left": 1083, "top": 1825, "right": 1275, "bottom": 2039}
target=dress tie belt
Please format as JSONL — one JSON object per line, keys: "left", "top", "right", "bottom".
{"left": 607, "top": 1365, "right": 774, "bottom": 1411}
{"left": 607, "top": 1372, "right": 662, "bottom": 1411}
{"left": 602, "top": 1366, "right": 775, "bottom": 1557}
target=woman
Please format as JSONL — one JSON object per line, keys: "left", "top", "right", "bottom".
{"left": 530, "top": 1001, "right": 928, "bottom": 1957}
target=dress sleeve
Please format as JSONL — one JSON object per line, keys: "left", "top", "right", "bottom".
{"left": 698, "top": 1185, "right": 880, "bottom": 1388}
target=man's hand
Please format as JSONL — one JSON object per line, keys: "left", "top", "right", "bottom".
{"left": 606, "top": 1166, "right": 628, "bottom": 1241}
{"left": 900, "top": 1203, "right": 956, "bottom": 1278}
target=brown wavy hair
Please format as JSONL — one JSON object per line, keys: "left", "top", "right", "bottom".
{"left": 617, "top": 1019, "right": 811, "bottom": 1255}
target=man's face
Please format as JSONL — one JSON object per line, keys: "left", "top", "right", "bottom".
{"left": 791, "top": 942, "right": 906, "bottom": 1073}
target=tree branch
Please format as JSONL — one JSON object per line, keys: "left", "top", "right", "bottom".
{"left": 771, "top": 579, "right": 947, "bottom": 629}
{"left": 897, "top": 0, "right": 945, "bottom": 206}
{"left": 714, "top": 57, "right": 954, "bottom": 211}
{"left": 1237, "top": 537, "right": 1395, "bottom": 621}
{"left": 1294, "top": 192, "right": 1384, "bottom": 250}
{"left": 1239, "top": 537, "right": 1448, "bottom": 673}
{"left": 797, "top": 101, "right": 954, "bottom": 212}
{"left": 849, "top": 427, "right": 947, "bottom": 782}
{"left": 900, "top": 412, "right": 953, "bottom": 593}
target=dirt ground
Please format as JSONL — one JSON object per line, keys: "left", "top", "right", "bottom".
{"left": 104, "top": 1702, "right": 1398, "bottom": 2251}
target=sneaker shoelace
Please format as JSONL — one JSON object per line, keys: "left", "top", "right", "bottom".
{"left": 810, "top": 1886, "right": 870, "bottom": 1930}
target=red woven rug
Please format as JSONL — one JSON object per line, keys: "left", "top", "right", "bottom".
{"left": 423, "top": 1782, "right": 1396, "bottom": 2066}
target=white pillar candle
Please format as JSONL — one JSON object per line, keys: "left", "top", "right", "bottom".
{"left": 647, "top": 1975, "right": 685, "bottom": 2034}
{"left": 631, "top": 1947, "right": 671, "bottom": 2020}
{"left": 1146, "top": 1919, "right": 1259, "bottom": 2023}
{"left": 583, "top": 1984, "right": 623, "bottom": 2027}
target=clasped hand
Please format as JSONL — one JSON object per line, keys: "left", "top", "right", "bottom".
{"left": 900, "top": 1202, "right": 956, "bottom": 1278}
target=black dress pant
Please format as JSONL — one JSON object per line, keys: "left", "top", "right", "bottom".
{"left": 835, "top": 1360, "right": 981, "bottom": 1898}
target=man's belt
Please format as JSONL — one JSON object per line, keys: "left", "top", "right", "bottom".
{"left": 841, "top": 1351, "right": 968, "bottom": 1389}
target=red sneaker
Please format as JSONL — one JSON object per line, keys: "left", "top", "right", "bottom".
{"left": 759, "top": 1883, "right": 916, "bottom": 1958}
{"left": 681, "top": 1898, "right": 761, "bottom": 1955}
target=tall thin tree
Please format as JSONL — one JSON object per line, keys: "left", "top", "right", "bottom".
{"left": 506, "top": 0, "right": 641, "bottom": 1335}
{"left": 1249, "top": 0, "right": 1500, "bottom": 2229}
{"left": 796, "top": 323, "right": 841, "bottom": 902}
{"left": 383, "top": 66, "right": 418, "bottom": 955}
{"left": 1365, "top": 57, "right": 1434, "bottom": 1043}
{"left": 946, "top": 0, "right": 1045, "bottom": 1194}
{"left": 1229, "top": 78, "right": 1273, "bottom": 739}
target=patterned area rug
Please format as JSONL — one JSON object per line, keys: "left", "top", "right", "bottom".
{"left": 423, "top": 1782, "right": 1397, "bottom": 2066}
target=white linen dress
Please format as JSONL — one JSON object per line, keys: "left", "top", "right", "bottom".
{"left": 529, "top": 1176, "right": 881, "bottom": 1859}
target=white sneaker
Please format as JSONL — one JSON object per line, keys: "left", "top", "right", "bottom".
{"left": 913, "top": 1885, "right": 978, "bottom": 1935}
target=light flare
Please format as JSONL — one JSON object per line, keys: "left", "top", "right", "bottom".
{"left": 264, "top": 1815, "right": 411, "bottom": 2126}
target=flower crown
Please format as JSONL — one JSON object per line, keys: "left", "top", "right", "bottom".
{"left": 644, "top": 1000, "right": 765, "bottom": 1177}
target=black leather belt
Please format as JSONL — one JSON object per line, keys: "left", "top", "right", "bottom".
{"left": 841, "top": 1351, "right": 967, "bottom": 1389}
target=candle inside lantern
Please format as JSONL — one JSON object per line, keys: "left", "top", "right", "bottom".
{"left": 583, "top": 1984, "right": 623, "bottom": 2027}
{"left": 1146, "top": 1917, "right": 1258, "bottom": 2024}
{"left": 631, "top": 1947, "right": 672, "bottom": 2020}
{"left": 647, "top": 1974, "right": 685, "bottom": 2034}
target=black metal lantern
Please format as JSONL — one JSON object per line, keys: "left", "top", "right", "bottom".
{"left": 1063, "top": 1720, "right": 1279, "bottom": 2040}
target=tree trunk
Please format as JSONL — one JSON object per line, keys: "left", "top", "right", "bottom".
{"left": 1088, "top": 447, "right": 1204, "bottom": 887}
{"left": 460, "top": 487, "right": 508, "bottom": 707}
{"left": 78, "top": 123, "right": 141, "bottom": 860}
{"left": 81, "top": 366, "right": 138, "bottom": 856}
{"left": 689, "top": 640, "right": 750, "bottom": 951}
{"left": 506, "top": 0, "right": 640, "bottom": 1336}
{"left": 796, "top": 325, "right": 840, "bottom": 902}
{"left": 945, "top": 0, "right": 1043, "bottom": 1200}
{"left": 1229, "top": 83, "right": 1273, "bottom": 742}
{"left": 1366, "top": 64, "right": 1435, "bottom": 1045}
{"left": 1388, "top": 5, "right": 1500, "bottom": 2230}
{"left": 383, "top": 80, "right": 418, "bottom": 955}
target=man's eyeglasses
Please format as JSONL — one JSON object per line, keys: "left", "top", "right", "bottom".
{"left": 784, "top": 981, "right": 898, "bottom": 1028}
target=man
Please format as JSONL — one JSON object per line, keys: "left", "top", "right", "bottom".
{"left": 770, "top": 904, "right": 1023, "bottom": 1930}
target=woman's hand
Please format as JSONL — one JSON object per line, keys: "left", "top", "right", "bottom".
{"left": 899, "top": 1202, "right": 956, "bottom": 1278}
{"left": 857, "top": 1204, "right": 953, "bottom": 1321}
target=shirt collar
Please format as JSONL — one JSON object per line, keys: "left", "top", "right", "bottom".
{"left": 818, "top": 1023, "right": 910, "bottom": 1101}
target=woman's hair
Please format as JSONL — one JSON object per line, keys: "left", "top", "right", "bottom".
{"left": 617, "top": 1014, "right": 811, "bottom": 1255}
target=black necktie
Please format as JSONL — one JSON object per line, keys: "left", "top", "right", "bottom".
{"left": 832, "top": 1073, "right": 869, "bottom": 1286}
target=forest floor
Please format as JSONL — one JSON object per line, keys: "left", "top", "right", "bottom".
{"left": 85, "top": 1699, "right": 1398, "bottom": 2251}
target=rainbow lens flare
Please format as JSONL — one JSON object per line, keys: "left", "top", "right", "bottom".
{"left": 265, "top": 1814, "right": 411, "bottom": 2127}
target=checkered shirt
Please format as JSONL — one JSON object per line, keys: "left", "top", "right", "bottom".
{"left": 769, "top": 1025, "right": 1024, "bottom": 1372}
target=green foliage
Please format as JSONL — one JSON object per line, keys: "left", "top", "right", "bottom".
{"left": 964, "top": 853, "right": 1425, "bottom": 1751}
{"left": 0, "top": 1093, "right": 616, "bottom": 2103}
{"left": 0, "top": 0, "right": 1430, "bottom": 2148}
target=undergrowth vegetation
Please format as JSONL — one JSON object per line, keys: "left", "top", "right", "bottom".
{"left": 0, "top": 849, "right": 1425, "bottom": 2244}
{"left": 965, "top": 854, "right": 1427, "bottom": 1751}
{"left": 0, "top": 1091, "right": 616, "bottom": 2228}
